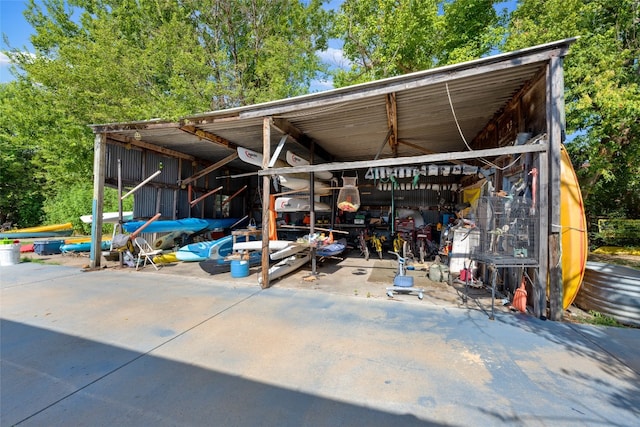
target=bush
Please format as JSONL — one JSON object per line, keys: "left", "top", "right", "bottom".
{"left": 43, "top": 183, "right": 132, "bottom": 235}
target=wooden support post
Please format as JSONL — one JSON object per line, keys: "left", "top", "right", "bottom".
{"left": 547, "top": 55, "right": 565, "bottom": 320}
{"left": 90, "top": 133, "right": 106, "bottom": 269}
{"left": 261, "top": 117, "right": 272, "bottom": 288}
{"left": 536, "top": 151, "right": 549, "bottom": 318}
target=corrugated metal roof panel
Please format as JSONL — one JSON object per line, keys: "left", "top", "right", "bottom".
{"left": 92, "top": 39, "right": 575, "bottom": 169}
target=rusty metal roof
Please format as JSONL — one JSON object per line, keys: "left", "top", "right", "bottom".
{"left": 91, "top": 38, "right": 576, "bottom": 171}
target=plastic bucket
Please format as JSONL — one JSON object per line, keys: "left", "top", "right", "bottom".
{"left": 230, "top": 259, "right": 250, "bottom": 278}
{"left": 0, "top": 243, "right": 21, "bottom": 266}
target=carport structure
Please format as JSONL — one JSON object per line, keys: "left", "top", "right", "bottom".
{"left": 89, "top": 38, "right": 576, "bottom": 320}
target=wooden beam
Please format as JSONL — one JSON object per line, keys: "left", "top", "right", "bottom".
{"left": 386, "top": 93, "right": 398, "bottom": 156}
{"left": 261, "top": 117, "right": 272, "bottom": 289}
{"left": 92, "top": 121, "right": 180, "bottom": 133}
{"left": 547, "top": 55, "right": 565, "bottom": 321}
{"left": 179, "top": 125, "right": 237, "bottom": 150}
{"left": 258, "top": 143, "right": 548, "bottom": 176}
{"left": 397, "top": 139, "right": 464, "bottom": 166}
{"left": 106, "top": 133, "right": 197, "bottom": 162}
{"left": 271, "top": 117, "right": 333, "bottom": 162}
{"left": 180, "top": 152, "right": 239, "bottom": 186}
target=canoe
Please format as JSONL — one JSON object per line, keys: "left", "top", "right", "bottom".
{"left": 285, "top": 151, "right": 333, "bottom": 180}
{"left": 258, "top": 253, "right": 311, "bottom": 285}
{"left": 558, "top": 146, "right": 589, "bottom": 309}
{"left": 123, "top": 218, "right": 240, "bottom": 234}
{"left": 0, "top": 223, "right": 74, "bottom": 239}
{"left": 153, "top": 230, "right": 197, "bottom": 250}
{"left": 61, "top": 241, "right": 111, "bottom": 253}
{"left": 80, "top": 211, "right": 133, "bottom": 224}
{"left": 175, "top": 239, "right": 224, "bottom": 262}
{"left": 232, "top": 239, "right": 307, "bottom": 261}
{"left": 198, "top": 250, "right": 262, "bottom": 274}
{"left": 237, "top": 146, "right": 289, "bottom": 168}
{"left": 270, "top": 243, "right": 307, "bottom": 261}
{"left": 176, "top": 234, "right": 258, "bottom": 262}
{"left": 278, "top": 176, "right": 332, "bottom": 195}
{"left": 274, "top": 197, "right": 331, "bottom": 212}
{"left": 153, "top": 252, "right": 180, "bottom": 264}
{"left": 233, "top": 240, "right": 291, "bottom": 252}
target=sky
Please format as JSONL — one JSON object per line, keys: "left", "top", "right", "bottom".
{"left": 1, "top": 0, "right": 517, "bottom": 87}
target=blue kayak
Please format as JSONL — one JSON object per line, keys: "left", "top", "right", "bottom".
{"left": 316, "top": 238, "right": 347, "bottom": 257}
{"left": 60, "top": 241, "right": 111, "bottom": 253}
{"left": 176, "top": 234, "right": 259, "bottom": 262}
{"left": 123, "top": 218, "right": 241, "bottom": 234}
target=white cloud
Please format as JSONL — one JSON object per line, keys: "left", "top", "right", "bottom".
{"left": 317, "top": 46, "right": 351, "bottom": 70}
{"left": 309, "top": 77, "right": 335, "bottom": 93}
{"left": 0, "top": 52, "right": 11, "bottom": 66}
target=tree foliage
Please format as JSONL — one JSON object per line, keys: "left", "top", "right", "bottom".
{"left": 1, "top": 0, "right": 330, "bottom": 228}
{"left": 504, "top": 0, "right": 640, "bottom": 221}
{"left": 331, "top": 0, "right": 506, "bottom": 86}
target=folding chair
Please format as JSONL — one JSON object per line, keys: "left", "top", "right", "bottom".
{"left": 133, "top": 237, "right": 163, "bottom": 270}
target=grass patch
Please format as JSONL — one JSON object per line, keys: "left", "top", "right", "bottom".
{"left": 588, "top": 252, "right": 640, "bottom": 270}
{"left": 584, "top": 310, "right": 623, "bottom": 327}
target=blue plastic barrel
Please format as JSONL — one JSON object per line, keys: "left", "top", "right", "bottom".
{"left": 230, "top": 259, "right": 250, "bottom": 278}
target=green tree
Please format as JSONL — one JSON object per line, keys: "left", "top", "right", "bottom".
{"left": 504, "top": 0, "right": 640, "bottom": 223}
{"left": 0, "top": 82, "right": 46, "bottom": 228}
{"left": 331, "top": 0, "right": 505, "bottom": 86}
{"left": 2, "top": 0, "right": 330, "bottom": 228}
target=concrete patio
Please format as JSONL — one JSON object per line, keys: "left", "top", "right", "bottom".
{"left": 1, "top": 261, "right": 639, "bottom": 426}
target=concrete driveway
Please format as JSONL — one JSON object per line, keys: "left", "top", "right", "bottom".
{"left": 1, "top": 262, "right": 639, "bottom": 426}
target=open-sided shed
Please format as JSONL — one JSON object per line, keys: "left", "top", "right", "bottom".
{"left": 89, "top": 38, "right": 577, "bottom": 320}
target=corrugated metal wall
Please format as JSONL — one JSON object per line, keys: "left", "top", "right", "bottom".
{"left": 105, "top": 142, "right": 256, "bottom": 221}
{"left": 574, "top": 262, "right": 640, "bottom": 327}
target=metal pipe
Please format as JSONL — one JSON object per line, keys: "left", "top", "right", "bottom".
{"left": 121, "top": 170, "right": 162, "bottom": 200}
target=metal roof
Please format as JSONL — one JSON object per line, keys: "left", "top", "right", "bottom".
{"left": 91, "top": 38, "right": 576, "bottom": 171}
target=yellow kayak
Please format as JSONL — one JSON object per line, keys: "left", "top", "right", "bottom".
{"left": 4, "top": 223, "right": 73, "bottom": 233}
{"left": 153, "top": 252, "right": 179, "bottom": 264}
{"left": 558, "top": 146, "right": 588, "bottom": 309}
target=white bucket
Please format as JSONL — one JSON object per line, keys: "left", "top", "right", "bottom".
{"left": 0, "top": 243, "right": 21, "bottom": 266}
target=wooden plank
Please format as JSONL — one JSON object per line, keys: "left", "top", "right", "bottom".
{"left": 179, "top": 125, "right": 237, "bottom": 150}
{"left": 106, "top": 133, "right": 197, "bottom": 162}
{"left": 261, "top": 117, "right": 272, "bottom": 289}
{"left": 180, "top": 152, "right": 238, "bottom": 186}
{"left": 271, "top": 117, "right": 333, "bottom": 162}
{"left": 258, "top": 143, "right": 548, "bottom": 176}
{"left": 548, "top": 56, "right": 565, "bottom": 321}
{"left": 385, "top": 93, "right": 398, "bottom": 155}
{"left": 536, "top": 144, "right": 550, "bottom": 318}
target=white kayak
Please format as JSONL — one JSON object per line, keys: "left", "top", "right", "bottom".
{"left": 233, "top": 240, "right": 292, "bottom": 252}
{"left": 274, "top": 197, "right": 331, "bottom": 212}
{"left": 81, "top": 211, "right": 133, "bottom": 224}
{"left": 278, "top": 176, "right": 332, "bottom": 195}
{"left": 232, "top": 239, "right": 307, "bottom": 261}
{"left": 258, "top": 253, "right": 311, "bottom": 285}
{"left": 286, "top": 151, "right": 333, "bottom": 180}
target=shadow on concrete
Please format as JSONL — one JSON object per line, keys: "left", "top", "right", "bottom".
{"left": 1, "top": 320, "right": 441, "bottom": 426}
{"left": 496, "top": 314, "right": 640, "bottom": 421}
